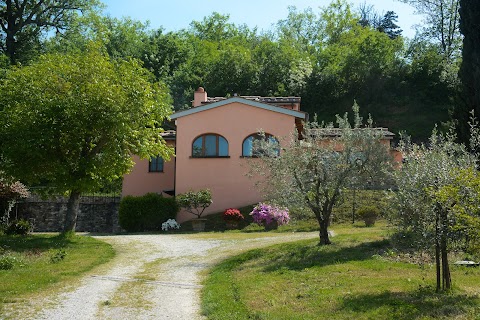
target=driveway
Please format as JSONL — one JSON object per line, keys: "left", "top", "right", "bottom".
{"left": 6, "top": 232, "right": 317, "bottom": 320}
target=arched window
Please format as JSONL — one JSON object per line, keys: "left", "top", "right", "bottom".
{"left": 192, "top": 134, "right": 229, "bottom": 157}
{"left": 242, "top": 133, "right": 279, "bottom": 157}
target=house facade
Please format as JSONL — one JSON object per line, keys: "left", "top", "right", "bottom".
{"left": 122, "top": 87, "right": 307, "bottom": 222}
{"left": 122, "top": 88, "right": 402, "bottom": 222}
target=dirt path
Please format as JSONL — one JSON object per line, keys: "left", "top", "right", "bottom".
{"left": 6, "top": 232, "right": 317, "bottom": 320}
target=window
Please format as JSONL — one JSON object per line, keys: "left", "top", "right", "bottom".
{"left": 149, "top": 156, "right": 164, "bottom": 172}
{"left": 242, "top": 133, "right": 279, "bottom": 157}
{"left": 192, "top": 134, "right": 229, "bottom": 157}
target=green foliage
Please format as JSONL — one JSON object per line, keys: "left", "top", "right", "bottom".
{"left": 249, "top": 104, "right": 394, "bottom": 244}
{"left": 46, "top": 13, "right": 150, "bottom": 60}
{"left": 389, "top": 128, "right": 476, "bottom": 291}
{"left": 176, "top": 189, "right": 212, "bottom": 218}
{"left": 119, "top": 193, "right": 179, "bottom": 232}
{"left": 358, "top": 206, "right": 381, "bottom": 218}
{"left": 454, "top": 0, "right": 480, "bottom": 144}
{"left": 0, "top": 0, "right": 101, "bottom": 64}
{"left": 50, "top": 249, "right": 67, "bottom": 263}
{"left": 0, "top": 46, "right": 174, "bottom": 231}
{"left": 0, "top": 255, "right": 19, "bottom": 270}
{"left": 431, "top": 167, "right": 480, "bottom": 256}
{"left": 399, "top": 0, "right": 461, "bottom": 60}
{"left": 5, "top": 220, "right": 33, "bottom": 236}
{"left": 358, "top": 205, "right": 381, "bottom": 226}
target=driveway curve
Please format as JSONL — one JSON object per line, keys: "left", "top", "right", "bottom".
{"left": 6, "top": 232, "right": 317, "bottom": 320}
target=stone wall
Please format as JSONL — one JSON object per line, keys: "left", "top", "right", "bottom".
{"left": 14, "top": 195, "right": 120, "bottom": 233}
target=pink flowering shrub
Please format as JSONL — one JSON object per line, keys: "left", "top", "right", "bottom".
{"left": 250, "top": 203, "right": 290, "bottom": 226}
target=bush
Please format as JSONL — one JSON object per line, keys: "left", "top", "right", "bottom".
{"left": 223, "top": 208, "right": 244, "bottom": 222}
{"left": 5, "top": 219, "right": 33, "bottom": 235}
{"left": 0, "top": 255, "right": 18, "bottom": 270}
{"left": 119, "top": 193, "right": 179, "bottom": 232}
{"left": 250, "top": 203, "right": 290, "bottom": 228}
{"left": 358, "top": 206, "right": 381, "bottom": 227}
{"left": 50, "top": 249, "right": 67, "bottom": 263}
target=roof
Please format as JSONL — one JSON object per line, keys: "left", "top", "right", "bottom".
{"left": 203, "top": 96, "right": 301, "bottom": 105}
{"left": 170, "top": 97, "right": 307, "bottom": 120}
{"left": 310, "top": 128, "right": 395, "bottom": 139}
{"left": 160, "top": 130, "right": 176, "bottom": 140}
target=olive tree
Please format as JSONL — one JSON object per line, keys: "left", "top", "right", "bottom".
{"left": 0, "top": 46, "right": 174, "bottom": 232}
{"left": 432, "top": 167, "right": 480, "bottom": 256}
{"left": 250, "top": 103, "right": 394, "bottom": 245}
{"left": 390, "top": 129, "right": 476, "bottom": 291}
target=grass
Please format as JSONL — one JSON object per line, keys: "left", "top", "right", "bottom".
{"left": 201, "top": 223, "right": 480, "bottom": 320}
{"left": 0, "top": 233, "right": 115, "bottom": 311}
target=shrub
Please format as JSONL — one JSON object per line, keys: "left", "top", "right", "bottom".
{"left": 0, "top": 255, "right": 18, "bottom": 270}
{"left": 250, "top": 203, "right": 290, "bottom": 227}
{"left": 358, "top": 206, "right": 381, "bottom": 226}
{"left": 119, "top": 193, "right": 179, "bottom": 232}
{"left": 223, "top": 208, "right": 244, "bottom": 222}
{"left": 5, "top": 219, "right": 33, "bottom": 235}
{"left": 176, "top": 189, "right": 212, "bottom": 218}
{"left": 50, "top": 249, "right": 67, "bottom": 263}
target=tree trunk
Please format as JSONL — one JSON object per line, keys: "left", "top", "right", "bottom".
{"left": 435, "top": 238, "right": 441, "bottom": 292}
{"left": 64, "top": 190, "right": 81, "bottom": 232}
{"left": 435, "top": 211, "right": 441, "bottom": 292}
{"left": 5, "top": 0, "right": 17, "bottom": 65}
{"left": 440, "top": 206, "right": 452, "bottom": 291}
{"left": 441, "top": 237, "right": 451, "bottom": 290}
{"left": 318, "top": 219, "right": 331, "bottom": 245}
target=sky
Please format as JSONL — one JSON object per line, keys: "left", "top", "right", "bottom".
{"left": 100, "top": 0, "right": 424, "bottom": 39}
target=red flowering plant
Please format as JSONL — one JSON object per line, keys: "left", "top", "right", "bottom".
{"left": 223, "top": 208, "right": 244, "bottom": 222}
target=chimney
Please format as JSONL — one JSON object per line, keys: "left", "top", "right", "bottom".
{"left": 192, "top": 87, "right": 207, "bottom": 107}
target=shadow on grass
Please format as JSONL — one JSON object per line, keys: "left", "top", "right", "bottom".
{"left": 0, "top": 234, "right": 73, "bottom": 253}
{"left": 256, "top": 238, "right": 390, "bottom": 272}
{"left": 340, "top": 287, "right": 480, "bottom": 319}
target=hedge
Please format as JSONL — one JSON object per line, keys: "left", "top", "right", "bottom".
{"left": 119, "top": 193, "right": 179, "bottom": 232}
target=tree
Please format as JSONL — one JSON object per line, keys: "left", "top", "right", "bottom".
{"left": 276, "top": 6, "right": 321, "bottom": 56}
{"left": 176, "top": 189, "right": 212, "bottom": 219}
{"left": 0, "top": 0, "right": 99, "bottom": 64}
{"left": 358, "top": 4, "right": 402, "bottom": 39}
{"left": 390, "top": 129, "right": 475, "bottom": 291}
{"left": 432, "top": 167, "right": 480, "bottom": 256}
{"left": 454, "top": 0, "right": 480, "bottom": 144}
{"left": 250, "top": 104, "right": 394, "bottom": 245}
{"left": 399, "top": 0, "right": 461, "bottom": 60}
{"left": 0, "top": 46, "right": 174, "bottom": 232}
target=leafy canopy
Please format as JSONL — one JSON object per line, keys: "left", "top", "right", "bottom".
{"left": 0, "top": 45, "right": 174, "bottom": 194}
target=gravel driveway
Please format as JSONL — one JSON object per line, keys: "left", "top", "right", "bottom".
{"left": 5, "top": 232, "right": 317, "bottom": 320}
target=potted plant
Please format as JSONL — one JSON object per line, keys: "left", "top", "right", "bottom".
{"left": 250, "top": 203, "right": 290, "bottom": 230}
{"left": 176, "top": 189, "right": 212, "bottom": 231}
{"left": 357, "top": 206, "right": 380, "bottom": 227}
{"left": 223, "top": 208, "right": 244, "bottom": 229}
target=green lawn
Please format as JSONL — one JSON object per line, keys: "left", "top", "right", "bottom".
{"left": 201, "top": 224, "right": 480, "bottom": 320}
{"left": 0, "top": 233, "right": 115, "bottom": 310}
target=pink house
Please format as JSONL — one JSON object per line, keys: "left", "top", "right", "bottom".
{"left": 122, "top": 88, "right": 401, "bottom": 222}
{"left": 122, "top": 87, "right": 307, "bottom": 222}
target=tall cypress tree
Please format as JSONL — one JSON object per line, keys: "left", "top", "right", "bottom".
{"left": 455, "top": 0, "right": 480, "bottom": 144}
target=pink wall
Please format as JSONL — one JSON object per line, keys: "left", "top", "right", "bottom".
{"left": 122, "top": 140, "right": 175, "bottom": 197}
{"left": 175, "top": 101, "right": 297, "bottom": 222}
